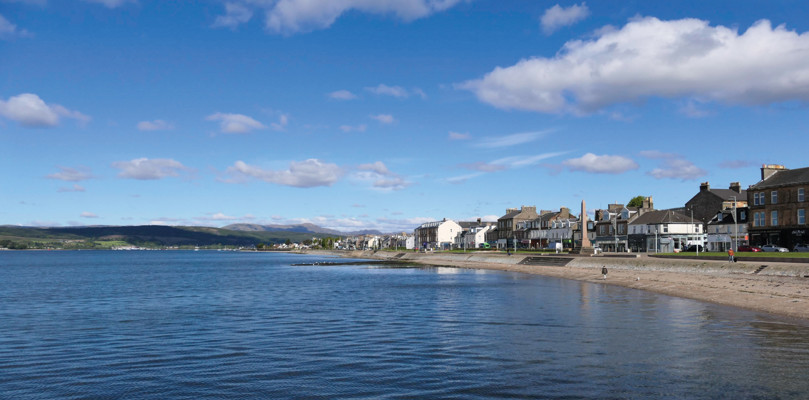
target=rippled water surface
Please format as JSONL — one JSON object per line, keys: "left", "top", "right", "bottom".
{"left": 2, "top": 251, "right": 809, "bottom": 399}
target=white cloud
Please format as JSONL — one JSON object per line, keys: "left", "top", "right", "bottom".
{"left": 328, "top": 90, "right": 357, "bottom": 100}
{"left": 212, "top": 2, "right": 254, "bottom": 28}
{"left": 0, "top": 13, "right": 30, "bottom": 39}
{"left": 225, "top": 159, "right": 343, "bottom": 188}
{"left": 137, "top": 119, "right": 174, "bottom": 131}
{"left": 562, "top": 153, "right": 639, "bottom": 174}
{"left": 0, "top": 93, "right": 90, "bottom": 128}
{"left": 58, "top": 184, "right": 86, "bottom": 193}
{"left": 540, "top": 3, "right": 589, "bottom": 35}
{"left": 47, "top": 166, "right": 93, "bottom": 182}
{"left": 262, "top": 0, "right": 465, "bottom": 34}
{"left": 370, "top": 114, "right": 395, "bottom": 124}
{"left": 640, "top": 150, "right": 706, "bottom": 180}
{"left": 475, "top": 130, "right": 550, "bottom": 148}
{"left": 354, "top": 161, "right": 410, "bottom": 191}
{"left": 463, "top": 18, "right": 809, "bottom": 114}
{"left": 82, "top": 0, "right": 136, "bottom": 8}
{"left": 80, "top": 211, "right": 99, "bottom": 218}
{"left": 206, "top": 112, "right": 266, "bottom": 134}
{"left": 112, "top": 158, "right": 190, "bottom": 180}
{"left": 448, "top": 131, "right": 470, "bottom": 140}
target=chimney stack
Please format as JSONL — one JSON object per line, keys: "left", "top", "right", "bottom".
{"left": 729, "top": 182, "right": 741, "bottom": 193}
{"left": 761, "top": 164, "right": 786, "bottom": 181}
{"left": 700, "top": 182, "right": 710, "bottom": 192}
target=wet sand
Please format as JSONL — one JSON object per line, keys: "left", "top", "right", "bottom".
{"left": 306, "top": 250, "right": 809, "bottom": 321}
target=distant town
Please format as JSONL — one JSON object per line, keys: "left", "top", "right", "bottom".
{"left": 2, "top": 164, "right": 807, "bottom": 254}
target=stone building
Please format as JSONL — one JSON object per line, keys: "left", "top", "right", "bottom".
{"left": 685, "top": 181, "right": 747, "bottom": 228}
{"left": 747, "top": 164, "right": 809, "bottom": 249}
{"left": 496, "top": 206, "right": 539, "bottom": 249}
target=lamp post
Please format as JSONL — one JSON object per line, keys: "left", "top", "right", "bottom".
{"left": 690, "top": 208, "right": 699, "bottom": 255}
{"left": 730, "top": 196, "right": 738, "bottom": 253}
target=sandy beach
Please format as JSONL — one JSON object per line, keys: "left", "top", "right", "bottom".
{"left": 307, "top": 250, "right": 809, "bottom": 321}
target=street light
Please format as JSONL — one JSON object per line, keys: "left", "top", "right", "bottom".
{"left": 730, "top": 196, "right": 738, "bottom": 253}
{"left": 690, "top": 208, "right": 699, "bottom": 256}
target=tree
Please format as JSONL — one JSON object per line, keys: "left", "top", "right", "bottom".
{"left": 627, "top": 195, "right": 645, "bottom": 208}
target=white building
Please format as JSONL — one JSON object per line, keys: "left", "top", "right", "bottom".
{"left": 414, "top": 219, "right": 462, "bottom": 250}
{"left": 629, "top": 210, "right": 705, "bottom": 252}
{"left": 457, "top": 224, "right": 493, "bottom": 250}
{"left": 706, "top": 207, "right": 749, "bottom": 252}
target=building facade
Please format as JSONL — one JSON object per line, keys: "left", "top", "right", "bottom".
{"left": 747, "top": 165, "right": 809, "bottom": 249}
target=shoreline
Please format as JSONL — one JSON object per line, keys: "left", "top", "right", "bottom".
{"left": 304, "top": 250, "right": 809, "bottom": 321}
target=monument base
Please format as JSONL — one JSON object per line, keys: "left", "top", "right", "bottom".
{"left": 570, "top": 246, "right": 596, "bottom": 255}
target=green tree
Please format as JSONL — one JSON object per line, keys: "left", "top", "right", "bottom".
{"left": 627, "top": 195, "right": 645, "bottom": 208}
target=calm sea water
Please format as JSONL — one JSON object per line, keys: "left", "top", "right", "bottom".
{"left": 1, "top": 251, "right": 808, "bottom": 399}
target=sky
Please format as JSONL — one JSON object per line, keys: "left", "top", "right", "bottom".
{"left": 2, "top": 0, "right": 809, "bottom": 232}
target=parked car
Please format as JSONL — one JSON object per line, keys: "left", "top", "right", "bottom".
{"left": 683, "top": 245, "right": 704, "bottom": 252}
{"left": 761, "top": 244, "right": 789, "bottom": 252}
{"left": 737, "top": 245, "right": 762, "bottom": 252}
{"left": 793, "top": 244, "right": 809, "bottom": 252}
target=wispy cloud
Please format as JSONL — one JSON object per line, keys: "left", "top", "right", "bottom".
{"left": 58, "top": 184, "right": 86, "bottom": 193}
{"left": 0, "top": 13, "right": 31, "bottom": 40}
{"left": 47, "top": 166, "right": 94, "bottom": 182}
{"left": 209, "top": 0, "right": 466, "bottom": 35}
{"left": 137, "top": 119, "right": 174, "bottom": 131}
{"left": 562, "top": 153, "right": 639, "bottom": 174}
{"left": 475, "top": 130, "right": 551, "bottom": 148}
{"left": 328, "top": 90, "right": 357, "bottom": 100}
{"left": 448, "top": 131, "right": 470, "bottom": 140}
{"left": 370, "top": 114, "right": 395, "bottom": 124}
{"left": 206, "top": 112, "right": 266, "bottom": 134}
{"left": 223, "top": 159, "right": 343, "bottom": 188}
{"left": 639, "top": 150, "right": 706, "bottom": 180}
{"left": 540, "top": 3, "right": 590, "bottom": 35}
{"left": 80, "top": 211, "right": 99, "bottom": 218}
{"left": 353, "top": 161, "right": 410, "bottom": 191}
{"left": 112, "top": 158, "right": 191, "bottom": 180}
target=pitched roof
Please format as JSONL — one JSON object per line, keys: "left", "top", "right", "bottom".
{"left": 629, "top": 209, "right": 694, "bottom": 225}
{"left": 708, "top": 188, "right": 747, "bottom": 200}
{"left": 751, "top": 166, "right": 809, "bottom": 189}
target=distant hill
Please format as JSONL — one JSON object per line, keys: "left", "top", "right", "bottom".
{"left": 222, "top": 223, "right": 383, "bottom": 236}
{"left": 0, "top": 225, "right": 336, "bottom": 247}
{"left": 222, "top": 223, "right": 343, "bottom": 235}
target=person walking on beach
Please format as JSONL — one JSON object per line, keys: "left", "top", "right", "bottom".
{"left": 728, "top": 248, "right": 735, "bottom": 263}
{"left": 601, "top": 266, "right": 608, "bottom": 280}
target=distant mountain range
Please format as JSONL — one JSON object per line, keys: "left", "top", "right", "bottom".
{"left": 222, "top": 223, "right": 383, "bottom": 236}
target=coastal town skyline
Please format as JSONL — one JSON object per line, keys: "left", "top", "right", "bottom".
{"left": 3, "top": 1, "right": 809, "bottom": 232}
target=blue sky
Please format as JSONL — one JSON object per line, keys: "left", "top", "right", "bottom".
{"left": 2, "top": 0, "right": 809, "bottom": 232}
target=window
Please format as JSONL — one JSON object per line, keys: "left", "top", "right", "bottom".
{"left": 799, "top": 188, "right": 805, "bottom": 202}
{"left": 772, "top": 191, "right": 778, "bottom": 204}
{"left": 740, "top": 210, "right": 746, "bottom": 221}
{"left": 754, "top": 212, "right": 765, "bottom": 227}
{"left": 662, "top": 224, "right": 668, "bottom": 233}
{"left": 754, "top": 192, "right": 763, "bottom": 206}
{"left": 799, "top": 209, "right": 806, "bottom": 225}
{"left": 771, "top": 210, "right": 778, "bottom": 226}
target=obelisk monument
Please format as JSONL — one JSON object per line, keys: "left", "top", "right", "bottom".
{"left": 573, "top": 200, "right": 595, "bottom": 254}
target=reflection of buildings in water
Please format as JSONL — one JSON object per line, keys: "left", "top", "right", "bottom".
{"left": 434, "top": 267, "right": 460, "bottom": 275}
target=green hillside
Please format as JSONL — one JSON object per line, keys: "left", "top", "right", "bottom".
{"left": 0, "top": 225, "right": 341, "bottom": 249}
